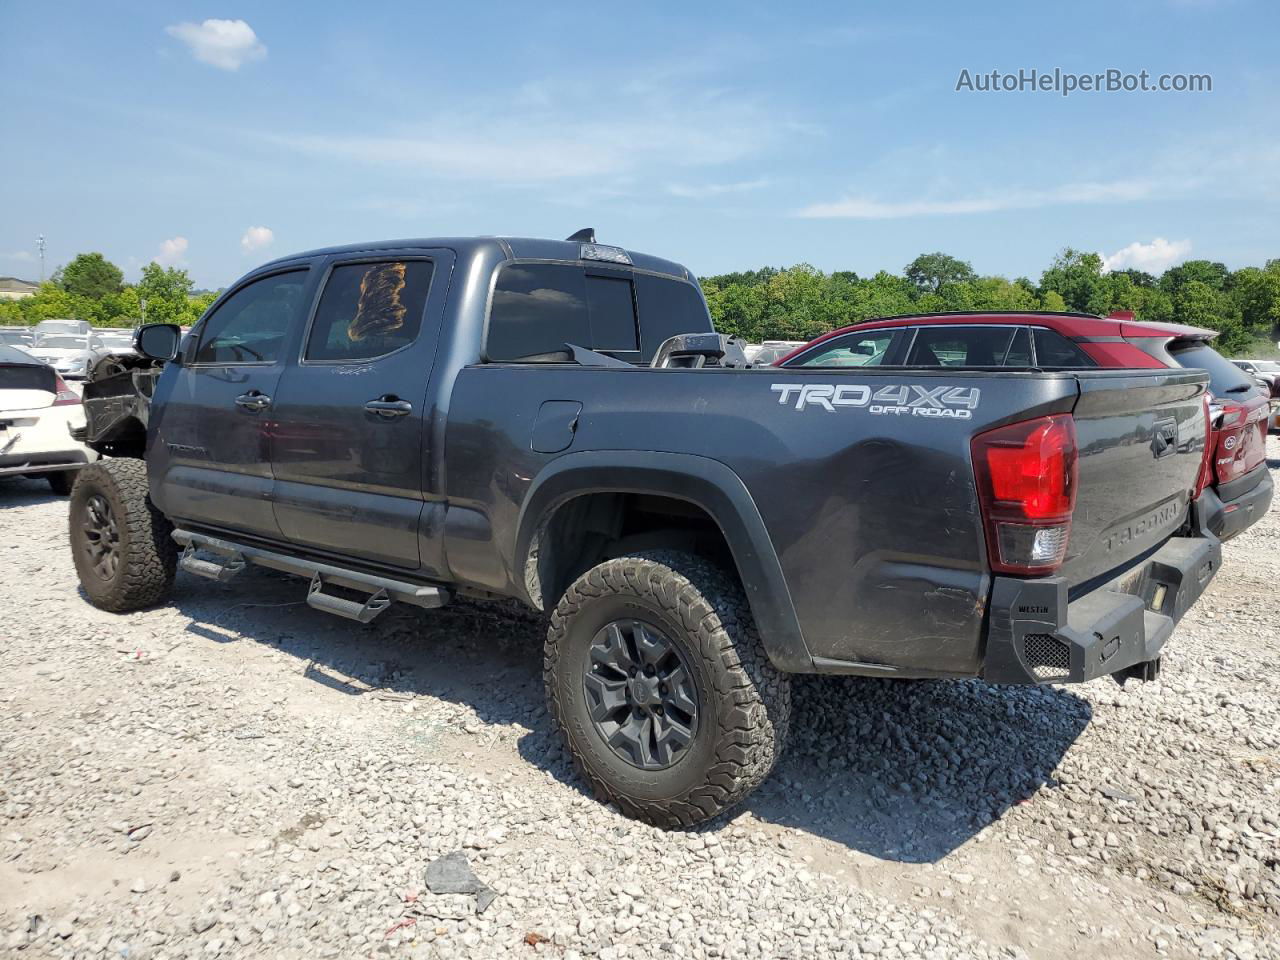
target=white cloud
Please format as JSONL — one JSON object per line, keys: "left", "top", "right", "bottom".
{"left": 797, "top": 178, "right": 1173, "bottom": 219}
{"left": 166, "top": 19, "right": 266, "bottom": 71}
{"left": 666, "top": 178, "right": 771, "bottom": 199}
{"left": 240, "top": 226, "right": 274, "bottom": 254}
{"left": 259, "top": 79, "right": 775, "bottom": 186}
{"left": 155, "top": 236, "right": 188, "bottom": 267}
{"left": 1, "top": 250, "right": 35, "bottom": 262}
{"left": 1102, "top": 237, "right": 1192, "bottom": 274}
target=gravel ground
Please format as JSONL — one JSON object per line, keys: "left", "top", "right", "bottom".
{"left": 2, "top": 437, "right": 1278, "bottom": 960}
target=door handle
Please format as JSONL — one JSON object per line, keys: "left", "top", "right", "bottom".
{"left": 234, "top": 391, "right": 272, "bottom": 412}
{"left": 364, "top": 396, "right": 412, "bottom": 418}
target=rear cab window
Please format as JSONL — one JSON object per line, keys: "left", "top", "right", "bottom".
{"left": 486, "top": 262, "right": 706, "bottom": 363}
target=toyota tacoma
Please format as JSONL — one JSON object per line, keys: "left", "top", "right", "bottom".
{"left": 69, "top": 232, "right": 1221, "bottom": 826}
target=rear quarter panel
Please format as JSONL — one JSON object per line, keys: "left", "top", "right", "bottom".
{"left": 444, "top": 366, "right": 1093, "bottom": 675}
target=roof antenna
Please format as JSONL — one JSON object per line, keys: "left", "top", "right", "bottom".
{"left": 565, "top": 228, "right": 595, "bottom": 243}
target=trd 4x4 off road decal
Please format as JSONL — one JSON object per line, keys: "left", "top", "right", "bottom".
{"left": 770, "top": 383, "right": 981, "bottom": 419}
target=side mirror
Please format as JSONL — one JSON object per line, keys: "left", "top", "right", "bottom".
{"left": 134, "top": 323, "right": 182, "bottom": 362}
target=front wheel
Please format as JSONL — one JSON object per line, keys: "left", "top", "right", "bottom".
{"left": 545, "top": 551, "right": 791, "bottom": 828}
{"left": 69, "top": 458, "right": 177, "bottom": 612}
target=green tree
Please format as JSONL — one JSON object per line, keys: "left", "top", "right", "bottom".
{"left": 904, "top": 252, "right": 976, "bottom": 296}
{"left": 1039, "top": 249, "right": 1105, "bottom": 312}
{"left": 58, "top": 252, "right": 124, "bottom": 300}
{"left": 137, "top": 262, "right": 195, "bottom": 325}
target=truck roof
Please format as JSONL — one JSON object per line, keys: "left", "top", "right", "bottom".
{"left": 258, "top": 235, "right": 695, "bottom": 282}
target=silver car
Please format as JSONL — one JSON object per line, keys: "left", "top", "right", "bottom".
{"left": 27, "top": 334, "right": 110, "bottom": 380}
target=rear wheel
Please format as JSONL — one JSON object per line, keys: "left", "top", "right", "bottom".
{"left": 46, "top": 471, "right": 75, "bottom": 496}
{"left": 545, "top": 551, "right": 790, "bottom": 828}
{"left": 69, "top": 458, "right": 177, "bottom": 612}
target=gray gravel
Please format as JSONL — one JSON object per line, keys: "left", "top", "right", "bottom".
{"left": 2, "top": 436, "right": 1278, "bottom": 959}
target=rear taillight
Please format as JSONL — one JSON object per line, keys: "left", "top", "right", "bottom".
{"left": 972, "top": 414, "right": 1078, "bottom": 575}
{"left": 52, "top": 374, "right": 80, "bottom": 406}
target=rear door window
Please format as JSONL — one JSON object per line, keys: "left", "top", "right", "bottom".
{"left": 194, "top": 270, "right": 307, "bottom": 364}
{"left": 305, "top": 260, "right": 435, "bottom": 362}
{"left": 906, "top": 326, "right": 1016, "bottom": 366}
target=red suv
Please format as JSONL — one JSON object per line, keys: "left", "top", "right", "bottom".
{"left": 777, "top": 311, "right": 1273, "bottom": 541}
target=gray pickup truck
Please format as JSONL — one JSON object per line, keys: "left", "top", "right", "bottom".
{"left": 70, "top": 232, "right": 1221, "bottom": 826}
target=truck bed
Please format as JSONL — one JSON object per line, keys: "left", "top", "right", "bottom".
{"left": 443, "top": 363, "right": 1210, "bottom": 679}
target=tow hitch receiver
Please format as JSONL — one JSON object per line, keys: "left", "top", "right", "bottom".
{"left": 1112, "top": 657, "right": 1161, "bottom": 686}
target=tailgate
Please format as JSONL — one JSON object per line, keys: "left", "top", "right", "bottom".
{"left": 1063, "top": 369, "right": 1209, "bottom": 588}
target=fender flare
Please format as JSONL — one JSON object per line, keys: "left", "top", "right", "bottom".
{"left": 513, "top": 450, "right": 812, "bottom": 673}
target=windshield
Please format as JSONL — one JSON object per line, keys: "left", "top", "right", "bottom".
{"left": 1170, "top": 342, "right": 1263, "bottom": 397}
{"left": 37, "top": 336, "right": 89, "bottom": 349}
{"left": 1253, "top": 361, "right": 1280, "bottom": 372}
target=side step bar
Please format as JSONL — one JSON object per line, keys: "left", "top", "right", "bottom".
{"left": 172, "top": 529, "right": 449, "bottom": 620}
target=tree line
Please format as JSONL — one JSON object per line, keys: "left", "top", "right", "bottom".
{"left": 4, "top": 247, "right": 1278, "bottom": 358}
{"left": 0, "top": 252, "right": 217, "bottom": 328}
{"left": 700, "top": 249, "right": 1280, "bottom": 356}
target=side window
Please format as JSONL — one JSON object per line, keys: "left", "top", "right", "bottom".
{"left": 1003, "top": 327, "right": 1033, "bottom": 367}
{"left": 194, "top": 271, "right": 307, "bottom": 364}
{"left": 1033, "top": 328, "right": 1096, "bottom": 367}
{"left": 305, "top": 260, "right": 434, "bottom": 362}
{"left": 584, "top": 273, "right": 638, "bottom": 352}
{"left": 634, "top": 274, "right": 712, "bottom": 359}
{"left": 795, "top": 330, "right": 896, "bottom": 367}
{"left": 906, "top": 326, "right": 1015, "bottom": 367}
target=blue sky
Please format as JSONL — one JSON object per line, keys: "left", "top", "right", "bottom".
{"left": 1, "top": 1, "right": 1276, "bottom": 289}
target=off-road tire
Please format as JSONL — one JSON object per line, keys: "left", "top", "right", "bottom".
{"left": 545, "top": 551, "right": 791, "bottom": 828}
{"left": 69, "top": 458, "right": 177, "bottom": 612}
{"left": 46, "top": 470, "right": 75, "bottom": 495}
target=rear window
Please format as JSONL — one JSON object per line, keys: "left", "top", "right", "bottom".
{"left": 0, "top": 364, "right": 55, "bottom": 392}
{"left": 487, "top": 264, "right": 589, "bottom": 362}
{"left": 583, "top": 274, "right": 638, "bottom": 352}
{"left": 1170, "top": 341, "right": 1261, "bottom": 396}
{"left": 634, "top": 274, "right": 712, "bottom": 359}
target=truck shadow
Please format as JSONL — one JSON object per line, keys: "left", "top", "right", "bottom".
{"left": 165, "top": 569, "right": 1090, "bottom": 865}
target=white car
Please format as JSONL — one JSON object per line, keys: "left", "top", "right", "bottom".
{"left": 33, "top": 318, "right": 91, "bottom": 339}
{"left": 0, "top": 344, "right": 98, "bottom": 493}
{"left": 28, "top": 334, "right": 110, "bottom": 380}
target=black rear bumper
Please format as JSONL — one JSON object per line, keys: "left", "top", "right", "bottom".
{"left": 1199, "top": 464, "right": 1273, "bottom": 542}
{"left": 982, "top": 531, "right": 1220, "bottom": 685}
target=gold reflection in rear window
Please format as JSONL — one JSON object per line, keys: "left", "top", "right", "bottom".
{"left": 348, "top": 261, "right": 407, "bottom": 342}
